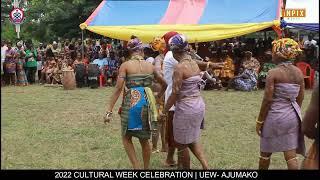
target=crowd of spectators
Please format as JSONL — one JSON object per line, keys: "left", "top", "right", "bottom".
{"left": 1, "top": 33, "right": 318, "bottom": 90}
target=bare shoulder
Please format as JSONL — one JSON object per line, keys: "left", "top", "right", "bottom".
{"left": 141, "top": 60, "right": 154, "bottom": 70}
{"left": 174, "top": 63, "right": 184, "bottom": 71}
{"left": 291, "top": 65, "right": 304, "bottom": 74}
{"left": 288, "top": 65, "right": 304, "bottom": 81}
{"left": 119, "top": 61, "right": 128, "bottom": 70}
{"left": 267, "top": 68, "right": 278, "bottom": 76}
{"left": 120, "top": 61, "right": 128, "bottom": 66}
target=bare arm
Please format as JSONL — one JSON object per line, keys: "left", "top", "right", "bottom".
{"left": 302, "top": 83, "right": 319, "bottom": 139}
{"left": 164, "top": 65, "right": 183, "bottom": 112}
{"left": 153, "top": 67, "right": 167, "bottom": 100}
{"left": 194, "top": 59, "right": 224, "bottom": 71}
{"left": 204, "top": 71, "right": 216, "bottom": 82}
{"left": 106, "top": 63, "right": 126, "bottom": 112}
{"left": 256, "top": 70, "right": 275, "bottom": 135}
{"left": 296, "top": 75, "right": 305, "bottom": 107}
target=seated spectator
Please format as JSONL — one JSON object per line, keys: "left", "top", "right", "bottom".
{"left": 66, "top": 60, "right": 74, "bottom": 70}
{"left": 83, "top": 53, "right": 90, "bottom": 65}
{"left": 226, "top": 67, "right": 258, "bottom": 91}
{"left": 73, "top": 52, "right": 86, "bottom": 88}
{"left": 52, "top": 62, "right": 62, "bottom": 84}
{"left": 92, "top": 51, "right": 108, "bottom": 69}
{"left": 200, "top": 69, "right": 223, "bottom": 90}
{"left": 241, "top": 51, "right": 260, "bottom": 74}
{"left": 52, "top": 41, "right": 61, "bottom": 57}
{"left": 40, "top": 61, "right": 49, "bottom": 85}
{"left": 73, "top": 52, "right": 84, "bottom": 67}
{"left": 213, "top": 50, "right": 234, "bottom": 86}
{"left": 106, "top": 51, "right": 119, "bottom": 86}
{"left": 45, "top": 62, "right": 55, "bottom": 84}
{"left": 220, "top": 50, "right": 235, "bottom": 79}
{"left": 258, "top": 51, "right": 276, "bottom": 87}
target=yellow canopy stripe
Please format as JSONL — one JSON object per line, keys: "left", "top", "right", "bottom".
{"left": 80, "top": 21, "right": 279, "bottom": 43}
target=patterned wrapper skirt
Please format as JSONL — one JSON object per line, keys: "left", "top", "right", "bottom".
{"left": 16, "top": 70, "right": 28, "bottom": 85}
{"left": 120, "top": 74, "right": 157, "bottom": 140}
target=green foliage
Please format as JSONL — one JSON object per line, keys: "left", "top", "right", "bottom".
{"left": 1, "top": 19, "right": 17, "bottom": 41}
{"left": 1, "top": 0, "right": 101, "bottom": 42}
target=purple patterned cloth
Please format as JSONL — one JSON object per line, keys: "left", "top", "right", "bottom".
{"left": 173, "top": 75, "right": 205, "bottom": 144}
{"left": 4, "top": 48, "right": 16, "bottom": 73}
{"left": 127, "top": 38, "right": 143, "bottom": 52}
{"left": 261, "top": 83, "right": 306, "bottom": 156}
{"left": 168, "top": 34, "right": 188, "bottom": 52}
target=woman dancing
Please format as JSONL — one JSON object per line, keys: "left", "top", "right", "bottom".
{"left": 256, "top": 38, "right": 305, "bottom": 169}
{"left": 163, "top": 34, "right": 208, "bottom": 169}
{"left": 104, "top": 37, "right": 167, "bottom": 169}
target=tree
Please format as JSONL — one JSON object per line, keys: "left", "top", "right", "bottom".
{"left": 26, "top": 0, "right": 101, "bottom": 41}
{"left": 1, "top": 0, "right": 101, "bottom": 42}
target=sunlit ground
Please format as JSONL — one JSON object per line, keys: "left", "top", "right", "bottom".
{"left": 1, "top": 85, "right": 313, "bottom": 169}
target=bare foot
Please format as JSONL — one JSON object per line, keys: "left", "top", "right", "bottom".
{"left": 161, "top": 148, "right": 167, "bottom": 152}
{"left": 152, "top": 149, "right": 160, "bottom": 153}
{"left": 163, "top": 160, "right": 177, "bottom": 167}
{"left": 161, "top": 146, "right": 168, "bottom": 152}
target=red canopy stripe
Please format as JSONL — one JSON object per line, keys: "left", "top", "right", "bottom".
{"left": 160, "top": 0, "right": 207, "bottom": 25}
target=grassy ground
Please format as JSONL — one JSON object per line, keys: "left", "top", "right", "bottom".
{"left": 1, "top": 85, "right": 313, "bottom": 169}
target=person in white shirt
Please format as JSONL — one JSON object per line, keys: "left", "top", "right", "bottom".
{"left": 146, "top": 57, "right": 155, "bottom": 64}
{"left": 304, "top": 34, "right": 318, "bottom": 65}
{"left": 144, "top": 47, "right": 156, "bottom": 65}
{"left": 92, "top": 51, "right": 108, "bottom": 69}
{"left": 1, "top": 40, "right": 8, "bottom": 74}
{"left": 52, "top": 41, "right": 61, "bottom": 57}
{"left": 304, "top": 35, "right": 317, "bottom": 48}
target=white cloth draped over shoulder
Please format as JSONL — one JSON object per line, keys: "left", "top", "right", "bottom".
{"left": 163, "top": 51, "right": 178, "bottom": 111}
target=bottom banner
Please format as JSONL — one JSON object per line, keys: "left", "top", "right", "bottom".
{"left": 1, "top": 170, "right": 319, "bottom": 179}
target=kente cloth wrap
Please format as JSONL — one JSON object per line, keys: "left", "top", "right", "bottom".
{"left": 121, "top": 74, "right": 157, "bottom": 139}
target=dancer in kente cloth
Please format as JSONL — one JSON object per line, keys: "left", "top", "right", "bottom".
{"left": 163, "top": 34, "right": 208, "bottom": 169}
{"left": 256, "top": 38, "right": 306, "bottom": 169}
{"left": 104, "top": 37, "right": 167, "bottom": 169}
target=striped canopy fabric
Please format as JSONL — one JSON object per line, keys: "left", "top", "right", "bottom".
{"left": 284, "top": 0, "right": 319, "bottom": 32}
{"left": 80, "top": 0, "right": 281, "bottom": 43}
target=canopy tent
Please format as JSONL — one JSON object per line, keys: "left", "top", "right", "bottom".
{"left": 80, "top": 0, "right": 282, "bottom": 43}
{"left": 284, "top": 0, "right": 319, "bottom": 32}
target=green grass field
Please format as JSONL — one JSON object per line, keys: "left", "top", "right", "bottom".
{"left": 1, "top": 85, "right": 313, "bottom": 169}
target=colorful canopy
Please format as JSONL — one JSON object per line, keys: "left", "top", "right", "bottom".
{"left": 284, "top": 0, "right": 319, "bottom": 32}
{"left": 80, "top": 0, "right": 281, "bottom": 43}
